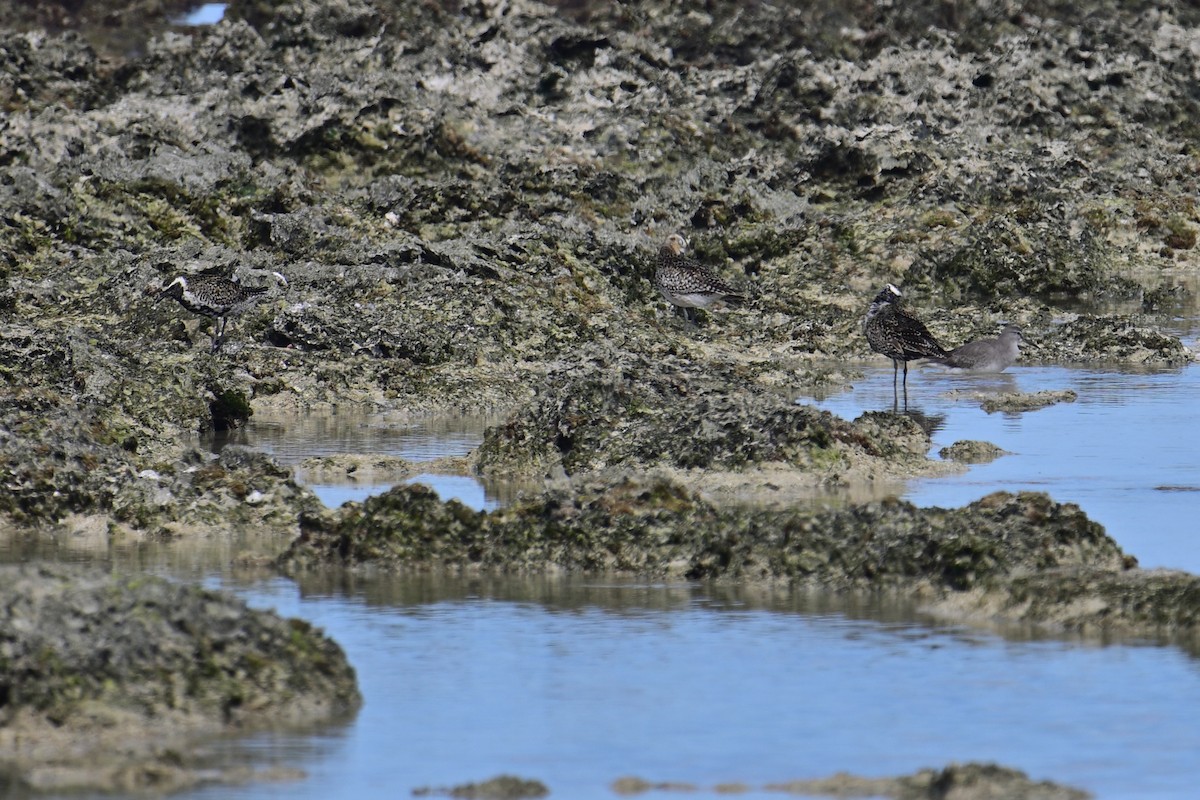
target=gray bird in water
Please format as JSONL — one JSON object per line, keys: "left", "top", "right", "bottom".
{"left": 935, "top": 324, "right": 1026, "bottom": 373}
{"left": 155, "top": 274, "right": 270, "bottom": 353}
{"left": 654, "top": 233, "right": 744, "bottom": 322}
{"left": 863, "top": 284, "right": 948, "bottom": 390}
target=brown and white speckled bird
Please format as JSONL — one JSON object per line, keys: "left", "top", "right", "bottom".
{"left": 155, "top": 274, "right": 270, "bottom": 353}
{"left": 654, "top": 233, "right": 744, "bottom": 322}
{"left": 863, "top": 284, "right": 948, "bottom": 390}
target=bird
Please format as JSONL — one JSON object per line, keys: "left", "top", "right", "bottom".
{"left": 863, "top": 284, "right": 948, "bottom": 390}
{"left": 934, "top": 324, "right": 1026, "bottom": 373}
{"left": 154, "top": 274, "right": 270, "bottom": 353}
{"left": 654, "top": 233, "right": 744, "bottom": 322}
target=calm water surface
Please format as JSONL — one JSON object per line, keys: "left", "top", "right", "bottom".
{"left": 809, "top": 362, "right": 1200, "bottom": 574}
{"left": 93, "top": 574, "right": 1194, "bottom": 800}
{"left": 21, "top": 360, "right": 1200, "bottom": 800}
{"left": 235, "top": 411, "right": 489, "bottom": 465}
{"left": 20, "top": 5, "right": 1200, "bottom": 795}
{"left": 220, "top": 411, "right": 507, "bottom": 509}
{"left": 244, "top": 362, "right": 1200, "bottom": 575}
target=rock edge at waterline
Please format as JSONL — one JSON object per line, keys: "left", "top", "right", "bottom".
{"left": 280, "top": 477, "right": 1198, "bottom": 645}
{"left": 0, "top": 563, "right": 362, "bottom": 795}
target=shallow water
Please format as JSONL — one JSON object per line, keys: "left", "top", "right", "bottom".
{"left": 308, "top": 473, "right": 501, "bottom": 510}
{"left": 164, "top": 362, "right": 1200, "bottom": 800}
{"left": 235, "top": 361, "right": 1200, "bottom": 577}
{"left": 230, "top": 581, "right": 1198, "bottom": 800}
{"left": 17, "top": 571, "right": 1192, "bottom": 800}
{"left": 24, "top": 363, "right": 1200, "bottom": 800}
{"left": 170, "top": 3, "right": 227, "bottom": 26}
{"left": 808, "top": 361, "right": 1200, "bottom": 574}
{"left": 188, "top": 362, "right": 1200, "bottom": 799}
{"left": 231, "top": 411, "right": 490, "bottom": 466}
{"left": 215, "top": 411, "right": 509, "bottom": 509}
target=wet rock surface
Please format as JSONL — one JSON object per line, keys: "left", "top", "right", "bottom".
{"left": 610, "top": 762, "right": 1090, "bottom": 799}
{"left": 281, "top": 478, "right": 1125, "bottom": 586}
{"left": 952, "top": 566, "right": 1200, "bottom": 640}
{"left": 413, "top": 774, "right": 551, "bottom": 799}
{"left": 759, "top": 762, "right": 1091, "bottom": 800}
{"left": 0, "top": 562, "right": 361, "bottom": 794}
{"left": 980, "top": 389, "right": 1078, "bottom": 413}
{"left": 945, "top": 387, "right": 1080, "bottom": 414}
{"left": 2, "top": 0, "right": 1200, "bottom": 790}
{"left": 939, "top": 440, "right": 1009, "bottom": 464}
{"left": 284, "top": 476, "right": 1200, "bottom": 646}
{"left": 0, "top": 406, "right": 319, "bottom": 537}
{"left": 0, "top": 0, "right": 1196, "bottom": 537}
{"left": 475, "top": 346, "right": 937, "bottom": 480}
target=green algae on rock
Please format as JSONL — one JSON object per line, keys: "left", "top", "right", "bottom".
{"left": 280, "top": 477, "right": 1125, "bottom": 591}
{"left": 0, "top": 408, "right": 319, "bottom": 535}
{"left": 980, "top": 389, "right": 1078, "bottom": 414}
{"left": 939, "top": 440, "right": 1009, "bottom": 464}
{"left": 0, "top": 0, "right": 1197, "bottom": 560}
{"left": 278, "top": 475, "right": 1200, "bottom": 647}
{"left": 475, "top": 348, "right": 935, "bottom": 480}
{"left": 0, "top": 563, "right": 361, "bottom": 794}
{"left": 905, "top": 213, "right": 1140, "bottom": 304}
{"left": 1042, "top": 316, "right": 1194, "bottom": 365}
{"left": 762, "top": 762, "right": 1091, "bottom": 800}
{"left": 413, "top": 774, "right": 551, "bottom": 799}
{"left": 210, "top": 386, "right": 255, "bottom": 430}
{"left": 972, "top": 567, "right": 1200, "bottom": 639}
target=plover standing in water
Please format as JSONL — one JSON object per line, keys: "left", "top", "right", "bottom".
{"left": 654, "top": 233, "right": 744, "bottom": 322}
{"left": 935, "top": 324, "right": 1026, "bottom": 373}
{"left": 863, "top": 284, "right": 948, "bottom": 390}
{"left": 155, "top": 275, "right": 270, "bottom": 353}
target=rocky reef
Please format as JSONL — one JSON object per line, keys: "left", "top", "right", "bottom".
{"left": 616, "top": 762, "right": 1091, "bottom": 800}
{"left": 282, "top": 479, "right": 1123, "bottom": 585}
{"left": 0, "top": 563, "right": 361, "bottom": 794}
{"left": 0, "top": 0, "right": 1196, "bottom": 534}
{"left": 474, "top": 345, "right": 941, "bottom": 481}
{"left": 2, "top": 0, "right": 1200, "bottom": 791}
{"left": 938, "top": 439, "right": 1009, "bottom": 464}
{"left": 283, "top": 475, "right": 1200, "bottom": 648}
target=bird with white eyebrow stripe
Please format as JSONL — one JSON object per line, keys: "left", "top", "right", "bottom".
{"left": 154, "top": 274, "right": 272, "bottom": 353}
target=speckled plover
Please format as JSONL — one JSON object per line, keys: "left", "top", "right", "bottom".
{"left": 155, "top": 275, "right": 270, "bottom": 353}
{"left": 936, "top": 324, "right": 1026, "bottom": 373}
{"left": 654, "top": 233, "right": 744, "bottom": 321}
{"left": 863, "top": 284, "right": 948, "bottom": 389}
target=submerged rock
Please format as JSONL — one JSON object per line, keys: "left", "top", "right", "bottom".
{"left": 954, "top": 567, "right": 1200, "bottom": 640}
{"left": 939, "top": 440, "right": 1009, "bottom": 464}
{"left": 413, "top": 774, "right": 551, "bottom": 799}
{"left": 763, "top": 762, "right": 1091, "bottom": 800}
{"left": 980, "top": 389, "right": 1077, "bottom": 413}
{"left": 0, "top": 563, "right": 361, "bottom": 794}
